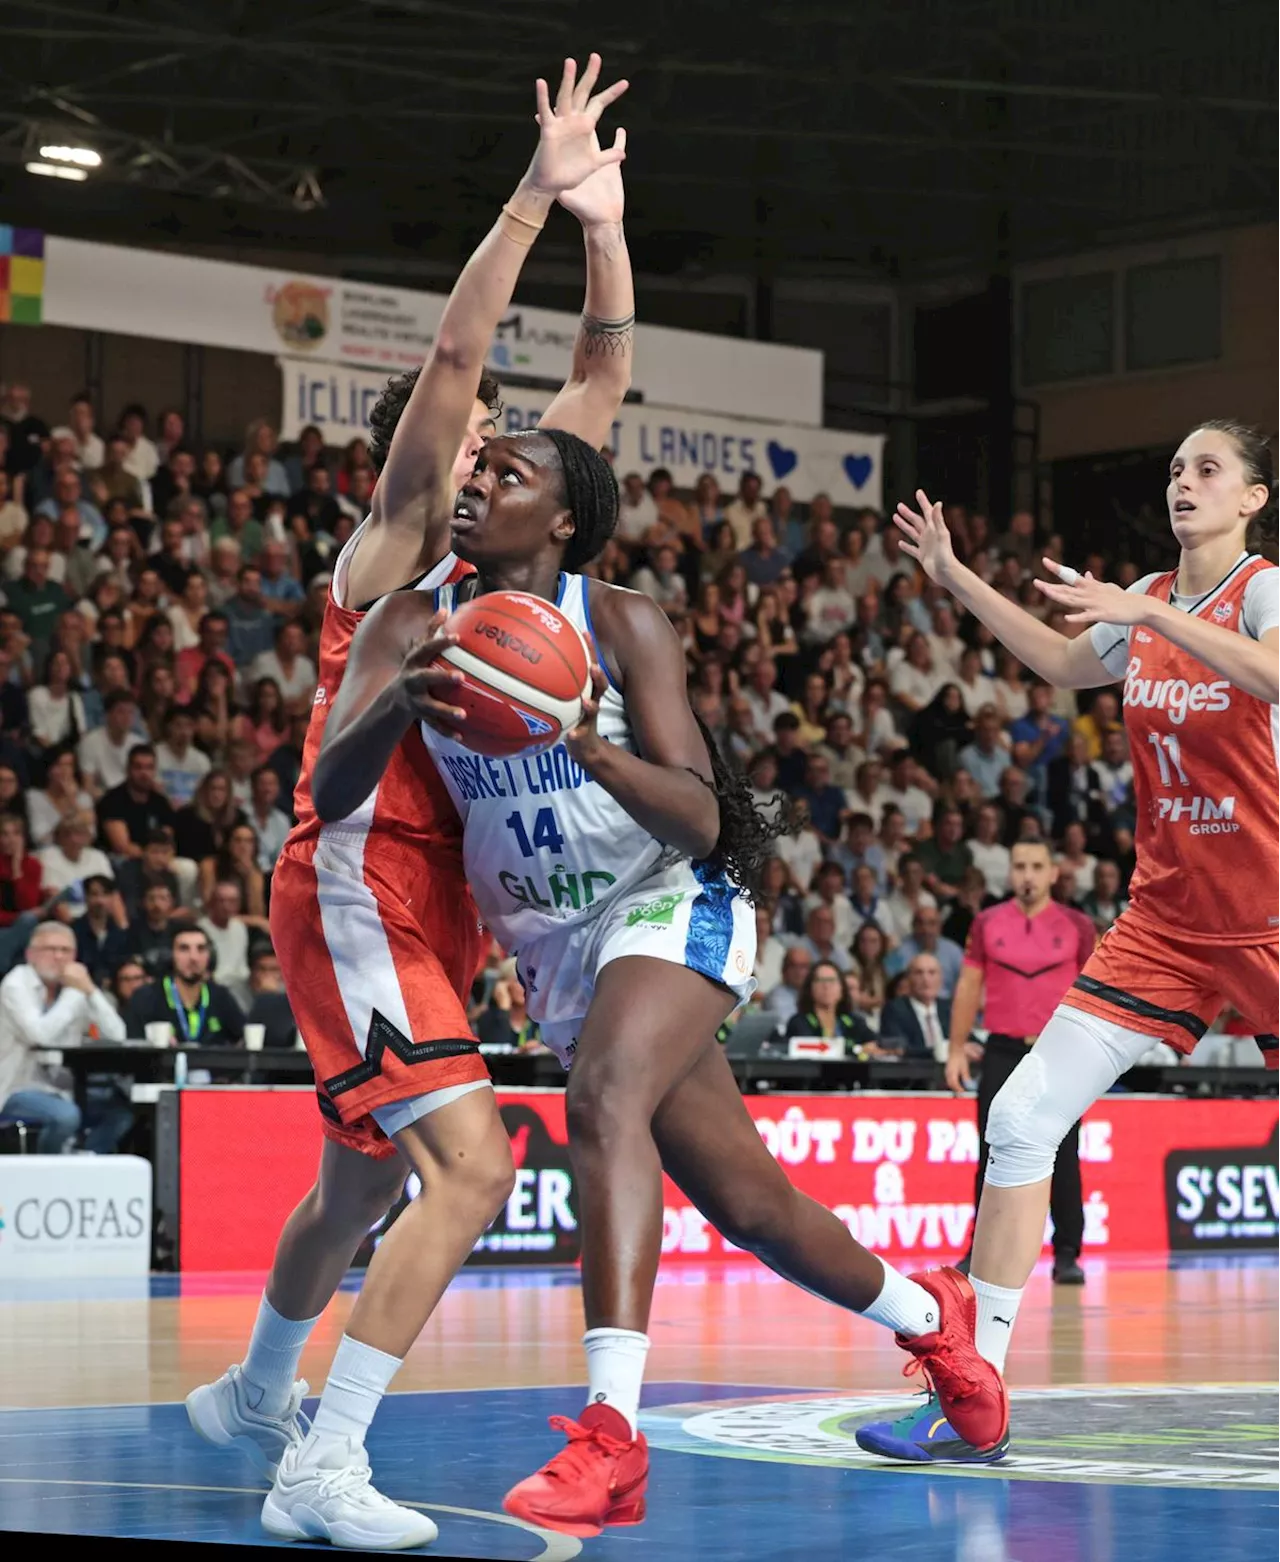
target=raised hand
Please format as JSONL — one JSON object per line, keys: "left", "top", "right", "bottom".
{"left": 526, "top": 54, "right": 628, "bottom": 198}
{"left": 894, "top": 489, "right": 959, "bottom": 585}
{"left": 1034, "top": 558, "right": 1142, "bottom": 625}
{"left": 557, "top": 130, "right": 626, "bottom": 228}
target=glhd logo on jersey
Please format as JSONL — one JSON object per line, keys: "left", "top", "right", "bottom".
{"left": 1124, "top": 658, "right": 1231, "bottom": 724}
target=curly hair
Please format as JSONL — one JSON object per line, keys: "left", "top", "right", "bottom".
{"left": 366, "top": 370, "right": 503, "bottom": 474}
{"left": 691, "top": 712, "right": 790, "bottom": 901}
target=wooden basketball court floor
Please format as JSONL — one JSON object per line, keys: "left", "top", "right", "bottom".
{"left": 0, "top": 1253, "right": 1275, "bottom": 1560}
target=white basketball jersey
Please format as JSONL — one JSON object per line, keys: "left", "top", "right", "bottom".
{"left": 420, "top": 573, "right": 674, "bottom": 950}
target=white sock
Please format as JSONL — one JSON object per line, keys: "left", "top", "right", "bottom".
{"left": 583, "top": 1328, "right": 650, "bottom": 1437}
{"left": 306, "top": 1334, "right": 403, "bottom": 1454}
{"left": 861, "top": 1258, "right": 940, "bottom": 1338}
{"left": 240, "top": 1294, "right": 321, "bottom": 1416}
{"left": 971, "top": 1276, "right": 1024, "bottom": 1373}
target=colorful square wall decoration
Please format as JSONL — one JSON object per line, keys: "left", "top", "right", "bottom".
{"left": 0, "top": 227, "right": 45, "bottom": 324}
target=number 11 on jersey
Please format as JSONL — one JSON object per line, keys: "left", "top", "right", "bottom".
{"left": 1148, "top": 733, "right": 1190, "bottom": 787}
{"left": 505, "top": 808, "right": 567, "bottom": 858}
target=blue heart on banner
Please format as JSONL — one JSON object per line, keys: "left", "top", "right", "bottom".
{"left": 843, "top": 453, "right": 874, "bottom": 490}
{"left": 766, "top": 440, "right": 798, "bottom": 480}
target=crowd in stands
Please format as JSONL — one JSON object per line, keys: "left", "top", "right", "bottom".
{"left": 0, "top": 382, "right": 1256, "bottom": 1152}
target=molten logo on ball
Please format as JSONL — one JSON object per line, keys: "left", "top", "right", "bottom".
{"left": 472, "top": 621, "right": 543, "bottom": 666}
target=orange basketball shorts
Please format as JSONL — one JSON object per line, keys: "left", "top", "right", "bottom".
{"left": 271, "top": 837, "right": 490, "bottom": 1159}
{"left": 1064, "top": 909, "right": 1279, "bottom": 1066}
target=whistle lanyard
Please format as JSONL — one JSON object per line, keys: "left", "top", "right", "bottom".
{"left": 165, "top": 977, "right": 211, "bottom": 1043}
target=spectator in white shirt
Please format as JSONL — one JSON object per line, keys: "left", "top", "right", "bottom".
{"left": 614, "top": 472, "right": 659, "bottom": 553}
{"left": 27, "top": 752, "right": 97, "bottom": 849}
{"left": 752, "top": 905, "right": 788, "bottom": 997}
{"left": 742, "top": 658, "right": 790, "bottom": 747}
{"left": 883, "top": 853, "right": 939, "bottom": 943}
{"left": 881, "top": 753, "right": 935, "bottom": 836}
{"left": 966, "top": 803, "right": 1012, "bottom": 898}
{"left": 249, "top": 620, "right": 317, "bottom": 713}
{"left": 802, "top": 558, "right": 857, "bottom": 645}
{"left": 28, "top": 649, "right": 88, "bottom": 753}
{"left": 776, "top": 802, "right": 824, "bottom": 895}
{"left": 889, "top": 632, "right": 944, "bottom": 715}
{"left": 51, "top": 394, "right": 105, "bottom": 472}
{"left": 845, "top": 757, "right": 892, "bottom": 826}
{"left": 804, "top": 861, "right": 857, "bottom": 947}
{"left": 155, "top": 706, "right": 212, "bottom": 807}
{"left": 198, "top": 879, "right": 255, "bottom": 993}
{"left": 926, "top": 603, "right": 967, "bottom": 677}
{"left": 117, "top": 404, "right": 160, "bottom": 484}
{"left": 37, "top": 812, "right": 113, "bottom": 895}
{"left": 954, "top": 647, "right": 999, "bottom": 719}
{"left": 247, "top": 767, "right": 291, "bottom": 871}
{"left": 630, "top": 544, "right": 688, "bottom": 613}
{"left": 0, "top": 920, "right": 127, "bottom": 1152}
{"left": 795, "top": 904, "right": 852, "bottom": 973}
{"left": 78, "top": 691, "right": 145, "bottom": 798}
{"left": 722, "top": 472, "right": 768, "bottom": 551}
{"left": 849, "top": 526, "right": 909, "bottom": 596}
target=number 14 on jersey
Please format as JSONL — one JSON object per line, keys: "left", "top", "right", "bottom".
{"left": 505, "top": 808, "right": 566, "bottom": 858}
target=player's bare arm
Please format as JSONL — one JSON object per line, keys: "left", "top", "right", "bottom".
{"left": 1035, "top": 562, "right": 1280, "bottom": 705}
{"left": 895, "top": 490, "right": 1113, "bottom": 690}
{"left": 564, "top": 585, "right": 720, "bottom": 860}
{"left": 346, "top": 54, "right": 629, "bottom": 606}
{"left": 311, "top": 592, "right": 464, "bottom": 823}
{"left": 537, "top": 153, "right": 635, "bottom": 449}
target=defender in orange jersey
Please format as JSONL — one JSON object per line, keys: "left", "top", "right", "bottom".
{"left": 859, "top": 418, "right": 1278, "bottom": 1465}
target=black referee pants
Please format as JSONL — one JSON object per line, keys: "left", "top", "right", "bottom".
{"left": 972, "top": 1034, "right": 1084, "bottom": 1257}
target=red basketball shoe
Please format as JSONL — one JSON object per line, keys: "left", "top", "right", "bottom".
{"left": 894, "top": 1266, "right": 1009, "bottom": 1451}
{"left": 502, "top": 1403, "right": 649, "bottom": 1538}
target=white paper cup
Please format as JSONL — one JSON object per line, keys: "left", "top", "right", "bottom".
{"left": 244, "top": 1024, "right": 266, "bottom": 1052}
{"left": 146, "top": 1022, "right": 175, "bottom": 1049}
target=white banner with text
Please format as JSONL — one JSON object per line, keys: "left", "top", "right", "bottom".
{"left": 0, "top": 1154, "right": 152, "bottom": 1278}
{"left": 279, "top": 357, "right": 884, "bottom": 508}
{"left": 41, "top": 234, "right": 822, "bottom": 426}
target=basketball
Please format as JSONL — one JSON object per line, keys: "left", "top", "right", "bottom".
{"left": 437, "top": 590, "right": 593, "bottom": 758}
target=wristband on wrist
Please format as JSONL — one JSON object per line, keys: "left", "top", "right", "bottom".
{"left": 499, "top": 203, "right": 547, "bottom": 246}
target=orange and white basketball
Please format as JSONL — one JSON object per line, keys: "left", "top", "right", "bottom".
{"left": 438, "top": 591, "right": 593, "bottom": 759}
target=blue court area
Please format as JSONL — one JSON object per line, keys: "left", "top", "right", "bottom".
{"left": 1, "top": 1377, "right": 1275, "bottom": 1560}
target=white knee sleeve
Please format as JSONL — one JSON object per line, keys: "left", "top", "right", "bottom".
{"left": 984, "top": 1004, "right": 1159, "bottom": 1189}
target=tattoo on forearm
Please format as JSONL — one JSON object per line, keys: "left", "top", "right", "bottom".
{"left": 581, "top": 311, "right": 635, "bottom": 359}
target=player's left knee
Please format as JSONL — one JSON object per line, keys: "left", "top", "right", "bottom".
{"left": 984, "top": 1052, "right": 1068, "bottom": 1188}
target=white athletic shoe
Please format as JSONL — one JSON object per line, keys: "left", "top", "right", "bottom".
{"left": 185, "top": 1364, "right": 311, "bottom": 1481}
{"left": 261, "top": 1436, "right": 439, "bottom": 1551}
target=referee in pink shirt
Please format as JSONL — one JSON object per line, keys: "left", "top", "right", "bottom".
{"left": 947, "top": 839, "right": 1097, "bottom": 1285}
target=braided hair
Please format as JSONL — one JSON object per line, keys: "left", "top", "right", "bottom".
{"left": 367, "top": 370, "right": 503, "bottom": 474}
{"left": 527, "top": 427, "right": 620, "bottom": 569}
{"left": 690, "top": 711, "right": 791, "bottom": 901}
{"left": 1194, "top": 419, "right": 1277, "bottom": 562}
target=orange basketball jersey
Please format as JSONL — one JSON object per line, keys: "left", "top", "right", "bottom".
{"left": 284, "top": 525, "right": 476, "bottom": 869}
{"left": 1120, "top": 555, "right": 1278, "bottom": 943}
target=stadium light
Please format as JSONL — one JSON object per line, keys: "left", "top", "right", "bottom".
{"left": 38, "top": 144, "right": 101, "bottom": 168}
{"left": 25, "top": 161, "right": 89, "bottom": 182}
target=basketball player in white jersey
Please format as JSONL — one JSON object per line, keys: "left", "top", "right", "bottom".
{"left": 186, "top": 58, "right": 637, "bottom": 1551}
{"left": 313, "top": 427, "right": 1007, "bottom": 1537}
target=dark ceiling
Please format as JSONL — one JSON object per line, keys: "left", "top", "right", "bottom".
{"left": 0, "top": 0, "right": 1275, "bottom": 285}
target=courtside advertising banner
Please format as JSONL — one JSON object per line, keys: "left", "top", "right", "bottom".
{"left": 38, "top": 233, "right": 823, "bottom": 425}
{"left": 277, "top": 357, "right": 885, "bottom": 508}
{"left": 175, "top": 1089, "right": 1278, "bottom": 1272}
{"left": 0, "top": 1154, "right": 152, "bottom": 1279}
